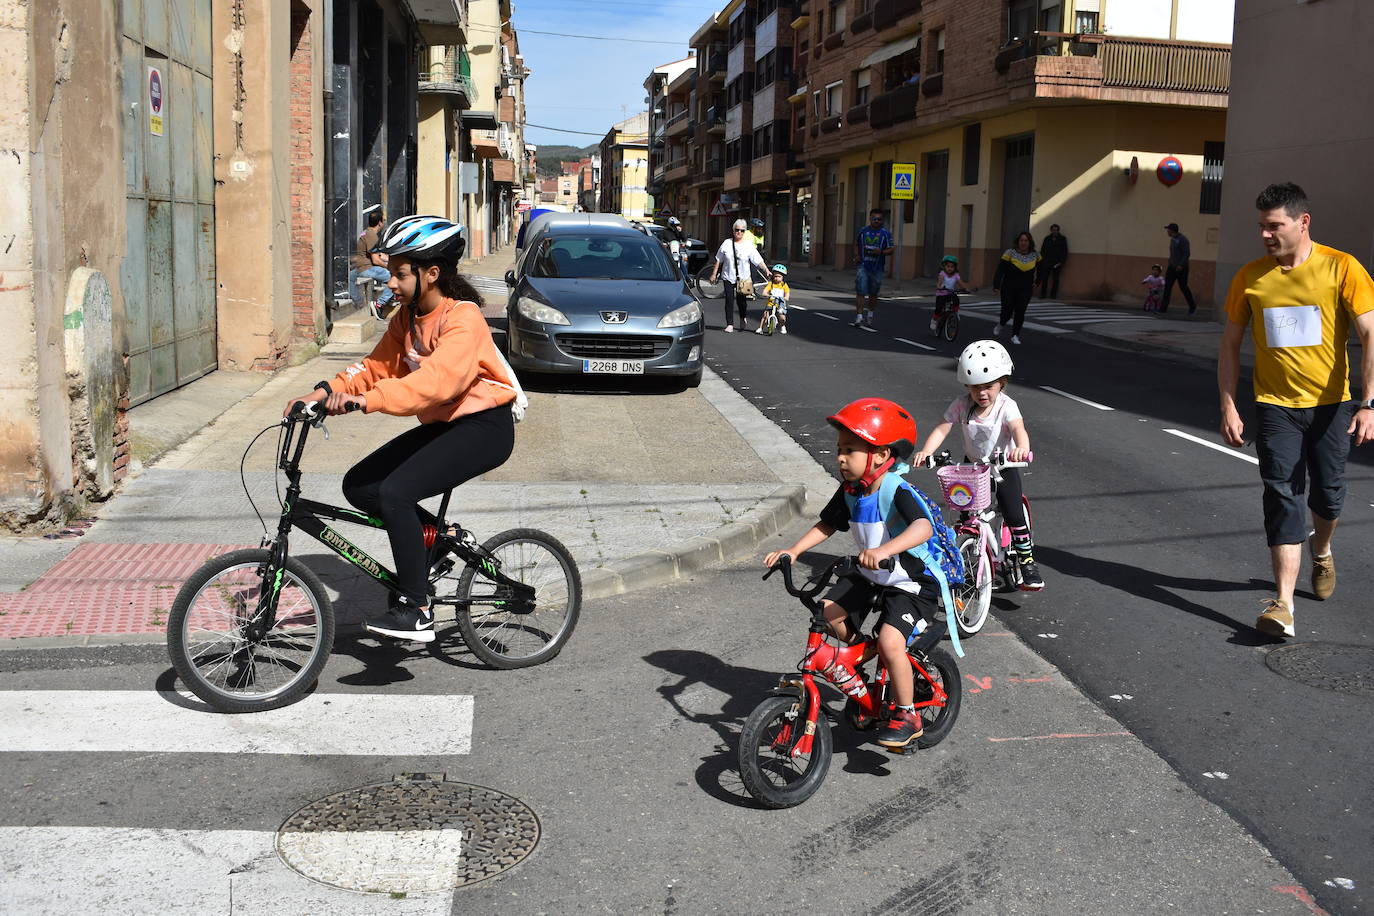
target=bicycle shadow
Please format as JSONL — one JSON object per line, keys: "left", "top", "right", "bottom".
{"left": 1033, "top": 545, "right": 1285, "bottom": 647}
{"left": 643, "top": 648, "right": 893, "bottom": 808}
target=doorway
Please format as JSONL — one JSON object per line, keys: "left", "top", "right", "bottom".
{"left": 999, "top": 134, "right": 1035, "bottom": 250}
{"left": 922, "top": 150, "right": 949, "bottom": 276}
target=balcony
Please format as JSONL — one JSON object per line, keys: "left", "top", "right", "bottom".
{"left": 845, "top": 102, "right": 870, "bottom": 124}
{"left": 1003, "top": 33, "right": 1230, "bottom": 103}
{"left": 921, "top": 73, "right": 943, "bottom": 96}
{"left": 665, "top": 110, "right": 690, "bottom": 137}
{"left": 850, "top": 11, "right": 873, "bottom": 34}
{"left": 704, "top": 106, "right": 726, "bottom": 134}
{"left": 749, "top": 152, "right": 793, "bottom": 186}
{"left": 872, "top": 0, "right": 921, "bottom": 33}
{"left": 404, "top": 0, "right": 467, "bottom": 45}
{"left": 418, "top": 49, "right": 473, "bottom": 107}
{"left": 867, "top": 81, "right": 919, "bottom": 128}
{"left": 819, "top": 115, "right": 843, "bottom": 133}
{"left": 823, "top": 31, "right": 843, "bottom": 51}
{"left": 662, "top": 158, "right": 692, "bottom": 184}
{"left": 724, "top": 162, "right": 751, "bottom": 190}
{"left": 708, "top": 51, "right": 728, "bottom": 81}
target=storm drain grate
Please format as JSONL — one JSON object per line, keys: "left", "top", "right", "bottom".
{"left": 1264, "top": 643, "right": 1374, "bottom": 697}
{"left": 276, "top": 773, "right": 540, "bottom": 895}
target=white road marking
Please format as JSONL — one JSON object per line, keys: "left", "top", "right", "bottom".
{"left": 1162, "top": 428, "right": 1260, "bottom": 465}
{"left": 1040, "top": 386, "right": 1115, "bottom": 411}
{"left": 789, "top": 304, "right": 808, "bottom": 311}
{"left": 813, "top": 312, "right": 839, "bottom": 321}
{"left": 0, "top": 691, "right": 473, "bottom": 755}
{"left": 894, "top": 337, "right": 937, "bottom": 351}
{"left": 858, "top": 325, "right": 877, "bottom": 333}
{"left": 0, "top": 827, "right": 452, "bottom": 914}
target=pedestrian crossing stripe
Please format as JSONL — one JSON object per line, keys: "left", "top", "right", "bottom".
{"left": 0, "top": 691, "right": 474, "bottom": 755}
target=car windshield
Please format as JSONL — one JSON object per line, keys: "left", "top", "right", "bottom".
{"left": 530, "top": 235, "right": 677, "bottom": 281}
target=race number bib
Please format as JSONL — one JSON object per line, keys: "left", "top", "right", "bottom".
{"left": 1263, "top": 305, "right": 1321, "bottom": 349}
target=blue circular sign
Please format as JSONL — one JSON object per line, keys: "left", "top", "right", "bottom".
{"left": 1157, "top": 156, "right": 1183, "bottom": 186}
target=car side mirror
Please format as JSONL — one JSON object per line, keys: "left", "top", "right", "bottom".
{"left": 504, "top": 270, "right": 516, "bottom": 287}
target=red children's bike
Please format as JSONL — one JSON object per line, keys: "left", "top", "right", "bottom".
{"left": 738, "top": 555, "right": 963, "bottom": 809}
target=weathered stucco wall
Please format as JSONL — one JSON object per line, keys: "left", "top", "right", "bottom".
{"left": 0, "top": 0, "right": 124, "bottom": 530}
{"left": 214, "top": 0, "right": 326, "bottom": 370}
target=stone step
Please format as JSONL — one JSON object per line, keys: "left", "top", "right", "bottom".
{"left": 329, "top": 305, "right": 384, "bottom": 345}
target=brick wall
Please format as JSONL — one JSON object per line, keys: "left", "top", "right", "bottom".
{"left": 288, "top": 10, "right": 315, "bottom": 342}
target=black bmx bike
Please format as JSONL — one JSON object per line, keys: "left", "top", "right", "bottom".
{"left": 166, "top": 401, "right": 582, "bottom": 713}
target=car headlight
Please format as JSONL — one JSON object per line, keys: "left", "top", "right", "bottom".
{"left": 657, "top": 301, "right": 702, "bottom": 328}
{"left": 517, "top": 296, "right": 570, "bottom": 326}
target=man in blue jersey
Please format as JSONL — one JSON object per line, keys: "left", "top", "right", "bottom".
{"left": 853, "top": 210, "right": 894, "bottom": 327}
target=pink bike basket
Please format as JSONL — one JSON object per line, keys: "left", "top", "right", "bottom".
{"left": 936, "top": 464, "right": 992, "bottom": 512}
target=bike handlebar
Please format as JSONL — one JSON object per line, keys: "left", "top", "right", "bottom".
{"left": 762, "top": 553, "right": 895, "bottom": 602}
{"left": 918, "top": 448, "right": 1033, "bottom": 470}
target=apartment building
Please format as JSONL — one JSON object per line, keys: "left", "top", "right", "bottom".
{"left": 598, "top": 113, "right": 651, "bottom": 218}
{"left": 687, "top": 15, "right": 729, "bottom": 243}
{"left": 1217, "top": 0, "right": 1374, "bottom": 301}
{"left": 645, "top": 56, "right": 696, "bottom": 221}
{"left": 791, "top": 0, "right": 1232, "bottom": 299}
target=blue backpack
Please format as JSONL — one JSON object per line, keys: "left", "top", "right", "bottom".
{"left": 842, "top": 466, "right": 968, "bottom": 658}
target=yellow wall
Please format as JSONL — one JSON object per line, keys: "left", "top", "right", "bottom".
{"left": 827, "top": 102, "right": 1226, "bottom": 300}
{"left": 416, "top": 95, "right": 454, "bottom": 220}
{"left": 619, "top": 149, "right": 650, "bottom": 218}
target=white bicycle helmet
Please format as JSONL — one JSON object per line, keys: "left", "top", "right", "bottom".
{"left": 957, "top": 339, "right": 1014, "bottom": 385}
{"left": 372, "top": 214, "right": 467, "bottom": 262}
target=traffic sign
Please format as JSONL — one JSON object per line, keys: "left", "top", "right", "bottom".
{"left": 710, "top": 197, "right": 728, "bottom": 216}
{"left": 891, "top": 163, "right": 916, "bottom": 200}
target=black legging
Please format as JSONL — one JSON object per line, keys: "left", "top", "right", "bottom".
{"left": 342, "top": 405, "right": 515, "bottom": 606}
{"left": 998, "top": 277, "right": 1034, "bottom": 335}
{"left": 723, "top": 282, "right": 748, "bottom": 327}
{"left": 996, "top": 467, "right": 1029, "bottom": 530}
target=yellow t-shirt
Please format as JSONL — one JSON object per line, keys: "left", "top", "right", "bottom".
{"left": 1224, "top": 242, "right": 1374, "bottom": 407}
{"left": 762, "top": 280, "right": 790, "bottom": 305}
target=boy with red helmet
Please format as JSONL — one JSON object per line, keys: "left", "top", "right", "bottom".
{"left": 764, "top": 398, "right": 944, "bottom": 750}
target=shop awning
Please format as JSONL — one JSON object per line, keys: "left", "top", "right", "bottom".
{"left": 861, "top": 35, "right": 920, "bottom": 69}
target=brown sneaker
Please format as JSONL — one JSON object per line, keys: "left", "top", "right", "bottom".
{"left": 1311, "top": 551, "right": 1335, "bottom": 600}
{"left": 1256, "top": 598, "right": 1295, "bottom": 638}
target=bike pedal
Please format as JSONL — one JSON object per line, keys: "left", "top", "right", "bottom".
{"left": 888, "top": 742, "right": 921, "bottom": 756}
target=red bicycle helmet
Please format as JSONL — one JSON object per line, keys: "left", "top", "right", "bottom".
{"left": 826, "top": 398, "right": 918, "bottom": 491}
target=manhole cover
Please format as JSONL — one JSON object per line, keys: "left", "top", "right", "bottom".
{"left": 276, "top": 774, "right": 540, "bottom": 894}
{"left": 1265, "top": 643, "right": 1374, "bottom": 697}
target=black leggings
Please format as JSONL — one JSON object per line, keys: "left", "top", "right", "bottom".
{"left": 723, "top": 283, "right": 749, "bottom": 327}
{"left": 996, "top": 468, "right": 1029, "bottom": 531}
{"left": 999, "top": 281, "right": 1034, "bottom": 335}
{"left": 342, "top": 406, "right": 515, "bottom": 606}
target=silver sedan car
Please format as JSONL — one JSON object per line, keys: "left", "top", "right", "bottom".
{"left": 503, "top": 223, "right": 705, "bottom": 386}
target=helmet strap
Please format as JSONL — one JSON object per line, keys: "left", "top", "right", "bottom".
{"left": 843, "top": 450, "right": 895, "bottom": 494}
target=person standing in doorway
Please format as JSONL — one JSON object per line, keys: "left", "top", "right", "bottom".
{"left": 1218, "top": 182, "right": 1374, "bottom": 638}
{"left": 350, "top": 205, "right": 394, "bottom": 313}
{"left": 1038, "top": 223, "right": 1068, "bottom": 298}
{"left": 993, "top": 231, "right": 1040, "bottom": 345}
{"left": 853, "top": 209, "right": 894, "bottom": 328}
{"left": 1161, "top": 222, "right": 1197, "bottom": 315}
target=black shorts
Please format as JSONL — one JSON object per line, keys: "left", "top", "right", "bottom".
{"left": 824, "top": 574, "right": 940, "bottom": 645}
{"left": 1255, "top": 401, "right": 1354, "bottom": 545}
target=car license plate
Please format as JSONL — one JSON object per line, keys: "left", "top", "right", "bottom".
{"left": 582, "top": 359, "right": 645, "bottom": 374}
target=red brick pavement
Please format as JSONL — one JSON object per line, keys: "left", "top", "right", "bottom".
{"left": 0, "top": 543, "right": 250, "bottom": 639}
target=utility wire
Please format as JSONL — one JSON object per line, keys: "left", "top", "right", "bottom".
{"left": 527, "top": 122, "right": 648, "bottom": 138}
{"left": 518, "top": 28, "right": 687, "bottom": 45}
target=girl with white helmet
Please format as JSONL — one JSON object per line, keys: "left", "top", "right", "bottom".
{"left": 283, "top": 215, "right": 521, "bottom": 641}
{"left": 913, "top": 339, "right": 1044, "bottom": 590}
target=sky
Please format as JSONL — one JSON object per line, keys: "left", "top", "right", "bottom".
{"left": 511, "top": 0, "right": 716, "bottom": 148}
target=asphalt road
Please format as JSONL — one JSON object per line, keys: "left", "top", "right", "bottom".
{"left": 703, "top": 283, "right": 1374, "bottom": 914}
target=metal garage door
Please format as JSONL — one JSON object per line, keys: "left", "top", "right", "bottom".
{"left": 120, "top": 0, "right": 216, "bottom": 406}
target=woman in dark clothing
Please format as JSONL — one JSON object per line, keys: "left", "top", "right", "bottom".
{"left": 993, "top": 231, "right": 1041, "bottom": 345}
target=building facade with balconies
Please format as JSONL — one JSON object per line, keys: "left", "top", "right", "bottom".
{"left": 644, "top": 56, "right": 696, "bottom": 220}
{"left": 686, "top": 12, "right": 730, "bottom": 244}
{"left": 598, "top": 113, "right": 651, "bottom": 218}
{"left": 791, "top": 0, "right": 1233, "bottom": 301}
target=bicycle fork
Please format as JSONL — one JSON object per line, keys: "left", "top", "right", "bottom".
{"left": 771, "top": 674, "right": 825, "bottom": 757}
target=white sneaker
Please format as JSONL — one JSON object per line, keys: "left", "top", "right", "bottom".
{"left": 724, "top": 324, "right": 735, "bottom": 333}
{"left": 1011, "top": 334, "right": 1022, "bottom": 345}
{"left": 780, "top": 326, "right": 787, "bottom": 334}
{"left": 851, "top": 316, "right": 864, "bottom": 327}
{"left": 929, "top": 318, "right": 940, "bottom": 332}
{"left": 754, "top": 327, "right": 763, "bottom": 334}
{"left": 993, "top": 323, "right": 1004, "bottom": 336}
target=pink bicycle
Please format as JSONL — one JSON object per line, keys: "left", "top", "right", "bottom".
{"left": 922, "top": 450, "right": 1033, "bottom": 637}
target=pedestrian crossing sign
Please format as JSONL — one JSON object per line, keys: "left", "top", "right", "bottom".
{"left": 891, "top": 163, "right": 916, "bottom": 200}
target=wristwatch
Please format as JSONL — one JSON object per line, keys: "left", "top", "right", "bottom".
{"left": 1362, "top": 398, "right": 1374, "bottom": 410}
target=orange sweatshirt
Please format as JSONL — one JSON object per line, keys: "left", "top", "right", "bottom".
{"left": 330, "top": 299, "right": 517, "bottom": 423}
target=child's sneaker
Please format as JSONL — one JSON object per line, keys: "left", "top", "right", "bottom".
{"left": 1019, "top": 559, "right": 1045, "bottom": 591}
{"left": 930, "top": 317, "right": 940, "bottom": 333}
{"left": 724, "top": 324, "right": 735, "bottom": 333}
{"left": 876, "top": 707, "right": 923, "bottom": 750}
{"left": 754, "top": 326, "right": 764, "bottom": 334}
{"left": 780, "top": 326, "right": 787, "bottom": 334}
{"left": 1256, "top": 598, "right": 1294, "bottom": 638}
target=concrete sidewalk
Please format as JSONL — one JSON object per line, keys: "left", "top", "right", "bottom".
{"left": 0, "top": 246, "right": 832, "bottom": 646}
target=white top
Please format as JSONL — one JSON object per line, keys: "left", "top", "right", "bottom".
{"left": 943, "top": 392, "right": 1022, "bottom": 461}
{"left": 713, "top": 239, "right": 766, "bottom": 283}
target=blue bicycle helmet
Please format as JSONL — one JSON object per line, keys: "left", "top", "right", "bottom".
{"left": 372, "top": 214, "right": 467, "bottom": 263}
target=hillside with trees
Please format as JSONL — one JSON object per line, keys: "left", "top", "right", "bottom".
{"left": 535, "top": 144, "right": 597, "bottom": 179}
